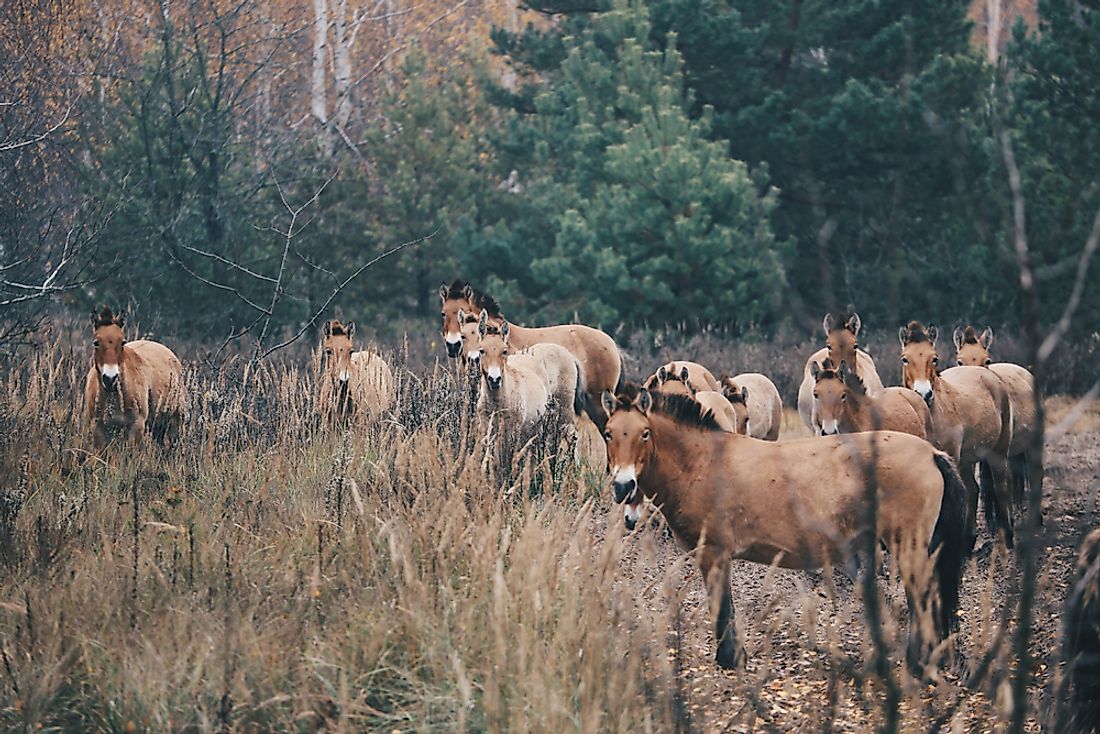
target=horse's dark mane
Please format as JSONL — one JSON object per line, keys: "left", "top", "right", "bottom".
{"left": 444, "top": 279, "right": 468, "bottom": 299}
{"left": 903, "top": 320, "right": 931, "bottom": 343}
{"left": 720, "top": 377, "right": 746, "bottom": 404}
{"left": 482, "top": 322, "right": 505, "bottom": 337}
{"left": 613, "top": 382, "right": 723, "bottom": 432}
{"left": 828, "top": 307, "right": 860, "bottom": 333}
{"left": 94, "top": 306, "right": 121, "bottom": 328}
{"left": 469, "top": 288, "right": 503, "bottom": 320}
{"left": 814, "top": 358, "right": 841, "bottom": 381}
{"left": 960, "top": 325, "right": 981, "bottom": 345}
{"left": 327, "top": 320, "right": 347, "bottom": 336}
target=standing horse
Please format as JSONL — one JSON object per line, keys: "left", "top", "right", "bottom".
{"left": 601, "top": 384, "right": 969, "bottom": 674}
{"left": 718, "top": 373, "right": 782, "bottom": 440}
{"left": 1062, "top": 528, "right": 1100, "bottom": 734}
{"left": 320, "top": 320, "right": 394, "bottom": 422}
{"left": 900, "top": 321, "right": 1014, "bottom": 546}
{"left": 798, "top": 311, "right": 885, "bottom": 431}
{"left": 693, "top": 391, "right": 739, "bottom": 433}
{"left": 810, "top": 359, "right": 933, "bottom": 439}
{"left": 643, "top": 361, "right": 721, "bottom": 396}
{"left": 440, "top": 280, "right": 622, "bottom": 428}
{"left": 953, "top": 325, "right": 1041, "bottom": 514}
{"left": 475, "top": 312, "right": 583, "bottom": 450}
{"left": 84, "top": 306, "right": 184, "bottom": 446}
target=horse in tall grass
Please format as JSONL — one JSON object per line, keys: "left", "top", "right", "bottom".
{"left": 718, "top": 373, "right": 782, "bottom": 440}
{"left": 475, "top": 312, "right": 583, "bottom": 452}
{"left": 439, "top": 280, "right": 622, "bottom": 428}
{"left": 84, "top": 306, "right": 184, "bottom": 446}
{"left": 954, "top": 325, "right": 1041, "bottom": 516}
{"left": 810, "top": 359, "right": 933, "bottom": 439}
{"left": 601, "top": 384, "right": 969, "bottom": 674}
{"left": 900, "top": 321, "right": 1014, "bottom": 546}
{"left": 320, "top": 320, "right": 394, "bottom": 422}
{"left": 643, "top": 361, "right": 721, "bottom": 396}
{"left": 798, "top": 311, "right": 885, "bottom": 431}
{"left": 1062, "top": 528, "right": 1100, "bottom": 734}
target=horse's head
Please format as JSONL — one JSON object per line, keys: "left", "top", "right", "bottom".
{"left": 822, "top": 310, "right": 862, "bottom": 374}
{"left": 601, "top": 384, "right": 655, "bottom": 530}
{"left": 899, "top": 321, "right": 940, "bottom": 405}
{"left": 719, "top": 377, "right": 750, "bottom": 435}
{"left": 91, "top": 306, "right": 126, "bottom": 392}
{"left": 439, "top": 280, "right": 475, "bottom": 358}
{"left": 810, "top": 358, "right": 852, "bottom": 435}
{"left": 322, "top": 319, "right": 356, "bottom": 385}
{"left": 476, "top": 311, "right": 509, "bottom": 392}
{"left": 645, "top": 363, "right": 694, "bottom": 397}
{"left": 953, "top": 325, "right": 993, "bottom": 367}
{"left": 458, "top": 309, "right": 482, "bottom": 365}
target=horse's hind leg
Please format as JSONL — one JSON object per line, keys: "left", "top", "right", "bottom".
{"left": 980, "top": 454, "right": 1014, "bottom": 548}
{"left": 700, "top": 549, "right": 743, "bottom": 669}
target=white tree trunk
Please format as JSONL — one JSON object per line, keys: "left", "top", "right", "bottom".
{"left": 312, "top": 0, "right": 332, "bottom": 154}
{"left": 332, "top": 0, "right": 353, "bottom": 131}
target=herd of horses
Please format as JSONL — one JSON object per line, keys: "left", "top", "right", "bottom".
{"left": 82, "top": 285, "right": 1097, "bottom": 720}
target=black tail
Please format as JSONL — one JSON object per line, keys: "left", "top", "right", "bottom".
{"left": 978, "top": 460, "right": 1014, "bottom": 547}
{"left": 614, "top": 352, "right": 625, "bottom": 395}
{"left": 931, "top": 453, "right": 971, "bottom": 639}
{"left": 573, "top": 360, "right": 586, "bottom": 416}
{"left": 1009, "top": 452, "right": 1029, "bottom": 514}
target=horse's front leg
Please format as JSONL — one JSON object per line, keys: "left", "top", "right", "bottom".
{"left": 700, "top": 548, "right": 742, "bottom": 669}
{"left": 129, "top": 416, "right": 147, "bottom": 443}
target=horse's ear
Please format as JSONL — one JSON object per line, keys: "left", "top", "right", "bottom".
{"left": 823, "top": 313, "right": 835, "bottom": 335}
{"left": 679, "top": 366, "right": 690, "bottom": 383}
{"left": 740, "top": 386, "right": 749, "bottom": 403}
{"left": 811, "top": 360, "right": 821, "bottom": 380}
{"left": 477, "top": 310, "right": 488, "bottom": 338}
{"left": 601, "top": 390, "right": 616, "bottom": 417}
{"left": 439, "top": 283, "right": 449, "bottom": 302}
{"left": 898, "top": 326, "right": 909, "bottom": 346}
{"left": 461, "top": 284, "right": 474, "bottom": 300}
{"left": 980, "top": 327, "right": 994, "bottom": 350}
{"left": 501, "top": 321, "right": 510, "bottom": 343}
{"left": 845, "top": 313, "right": 861, "bottom": 335}
{"left": 457, "top": 308, "right": 468, "bottom": 324}
{"left": 114, "top": 310, "right": 125, "bottom": 328}
{"left": 657, "top": 366, "right": 668, "bottom": 383}
{"left": 928, "top": 324, "right": 939, "bottom": 344}
{"left": 90, "top": 310, "right": 99, "bottom": 327}
{"left": 323, "top": 320, "right": 332, "bottom": 337}
{"left": 637, "top": 388, "right": 653, "bottom": 414}
{"left": 346, "top": 321, "right": 355, "bottom": 338}
{"left": 952, "top": 327, "right": 964, "bottom": 352}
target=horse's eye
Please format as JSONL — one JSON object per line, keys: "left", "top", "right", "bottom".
{"left": 840, "top": 393, "right": 847, "bottom": 401}
{"left": 641, "top": 429, "right": 651, "bottom": 441}
{"left": 901, "top": 357, "right": 909, "bottom": 365}
{"left": 479, "top": 348, "right": 485, "bottom": 354}
{"left": 603, "top": 431, "right": 612, "bottom": 442}
{"left": 812, "top": 392, "right": 818, "bottom": 400}
{"left": 985, "top": 359, "right": 991, "bottom": 366}
{"left": 325, "top": 349, "right": 333, "bottom": 356}
{"left": 93, "top": 339, "right": 100, "bottom": 347}
{"left": 932, "top": 357, "right": 939, "bottom": 365}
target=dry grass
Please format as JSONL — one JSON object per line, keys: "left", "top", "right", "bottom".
{"left": 0, "top": 334, "right": 1089, "bottom": 732}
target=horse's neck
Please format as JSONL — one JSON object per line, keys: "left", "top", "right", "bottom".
{"left": 643, "top": 415, "right": 724, "bottom": 537}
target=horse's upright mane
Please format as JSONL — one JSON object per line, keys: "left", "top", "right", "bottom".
{"left": 327, "top": 320, "right": 348, "bottom": 336}
{"left": 960, "top": 325, "right": 981, "bottom": 345}
{"left": 444, "top": 279, "right": 468, "bottom": 300}
{"left": 613, "top": 382, "right": 723, "bottom": 432}
{"left": 94, "top": 306, "right": 121, "bottom": 328}
{"left": 469, "top": 288, "right": 504, "bottom": 320}
{"left": 903, "top": 320, "right": 932, "bottom": 343}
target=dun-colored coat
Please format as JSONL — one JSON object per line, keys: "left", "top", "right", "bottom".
{"left": 954, "top": 325, "right": 1041, "bottom": 513}
{"left": 809, "top": 359, "right": 933, "bottom": 439}
{"left": 798, "top": 311, "right": 885, "bottom": 431}
{"left": 719, "top": 373, "right": 782, "bottom": 441}
{"left": 84, "top": 307, "right": 184, "bottom": 446}
{"left": 601, "top": 384, "right": 968, "bottom": 675}
{"left": 693, "top": 390, "right": 738, "bottom": 433}
{"left": 440, "top": 280, "right": 621, "bottom": 428}
{"left": 643, "top": 361, "right": 721, "bottom": 396}
{"left": 900, "top": 321, "right": 1014, "bottom": 546}
{"left": 1063, "top": 527, "right": 1100, "bottom": 734}
{"left": 320, "top": 320, "right": 394, "bottom": 421}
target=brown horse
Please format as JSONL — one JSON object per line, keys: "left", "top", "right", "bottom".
{"left": 320, "top": 320, "right": 394, "bottom": 421}
{"left": 439, "top": 280, "right": 622, "bottom": 428}
{"left": 810, "top": 359, "right": 933, "bottom": 439}
{"left": 798, "top": 311, "right": 885, "bottom": 431}
{"left": 643, "top": 361, "right": 721, "bottom": 396}
{"left": 718, "top": 373, "right": 782, "bottom": 440}
{"left": 84, "top": 306, "right": 184, "bottom": 446}
{"left": 601, "top": 384, "right": 969, "bottom": 673}
{"left": 1062, "top": 527, "right": 1100, "bottom": 734}
{"left": 900, "top": 321, "right": 1014, "bottom": 546}
{"left": 475, "top": 313, "right": 582, "bottom": 449}
{"left": 953, "top": 325, "right": 1041, "bottom": 514}
{"left": 694, "top": 390, "right": 739, "bottom": 433}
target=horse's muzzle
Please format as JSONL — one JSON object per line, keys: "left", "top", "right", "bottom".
{"left": 486, "top": 375, "right": 502, "bottom": 391}
{"left": 100, "top": 374, "right": 119, "bottom": 392}
{"left": 624, "top": 513, "right": 637, "bottom": 531}
{"left": 446, "top": 341, "right": 462, "bottom": 358}
{"left": 612, "top": 478, "right": 636, "bottom": 504}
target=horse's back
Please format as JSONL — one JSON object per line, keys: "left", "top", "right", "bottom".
{"left": 351, "top": 350, "right": 394, "bottom": 413}
{"left": 990, "top": 362, "right": 1037, "bottom": 452}
{"left": 129, "top": 340, "right": 183, "bottom": 414}
{"left": 695, "top": 391, "right": 737, "bottom": 433}
{"left": 729, "top": 372, "right": 781, "bottom": 440}
{"left": 876, "top": 387, "right": 932, "bottom": 439}
{"left": 511, "top": 323, "right": 619, "bottom": 390}
{"left": 526, "top": 343, "right": 580, "bottom": 403}
{"left": 941, "top": 365, "right": 1012, "bottom": 455}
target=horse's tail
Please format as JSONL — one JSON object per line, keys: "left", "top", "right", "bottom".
{"left": 1009, "top": 452, "right": 1029, "bottom": 514}
{"left": 573, "top": 359, "right": 586, "bottom": 416}
{"left": 614, "top": 351, "right": 625, "bottom": 395}
{"left": 978, "top": 460, "right": 1013, "bottom": 546}
{"left": 931, "top": 452, "right": 971, "bottom": 639}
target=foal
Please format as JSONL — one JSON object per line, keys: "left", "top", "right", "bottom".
{"left": 810, "top": 359, "right": 933, "bottom": 439}
{"left": 798, "top": 310, "right": 885, "bottom": 431}
{"left": 320, "top": 320, "right": 394, "bottom": 422}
